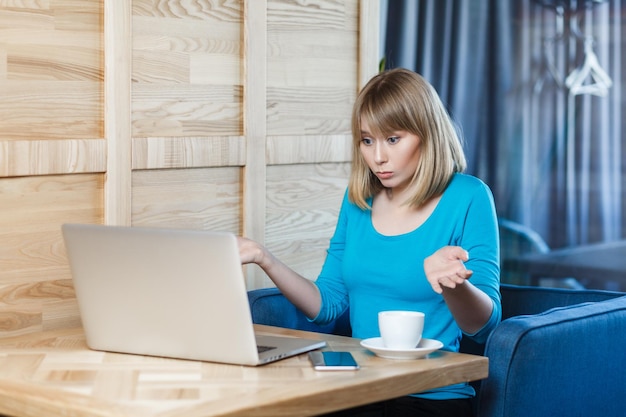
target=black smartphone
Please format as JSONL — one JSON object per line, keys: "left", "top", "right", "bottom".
{"left": 308, "top": 351, "right": 360, "bottom": 371}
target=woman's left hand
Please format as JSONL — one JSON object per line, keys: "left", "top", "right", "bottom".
{"left": 424, "top": 246, "right": 473, "bottom": 294}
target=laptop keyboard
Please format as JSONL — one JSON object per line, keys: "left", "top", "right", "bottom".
{"left": 257, "top": 345, "right": 276, "bottom": 354}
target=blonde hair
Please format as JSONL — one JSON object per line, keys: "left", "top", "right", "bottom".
{"left": 348, "top": 68, "right": 467, "bottom": 209}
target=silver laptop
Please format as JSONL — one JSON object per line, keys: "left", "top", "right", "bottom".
{"left": 61, "top": 223, "right": 326, "bottom": 366}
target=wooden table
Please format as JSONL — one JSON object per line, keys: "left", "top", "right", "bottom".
{"left": 515, "top": 240, "right": 626, "bottom": 291}
{"left": 0, "top": 325, "right": 488, "bottom": 417}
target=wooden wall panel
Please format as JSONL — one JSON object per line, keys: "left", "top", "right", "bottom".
{"left": 266, "top": 0, "right": 357, "bottom": 137}
{"left": 265, "top": 163, "right": 350, "bottom": 286}
{"left": 129, "top": 1, "right": 246, "bottom": 250}
{"left": 267, "top": 134, "right": 352, "bottom": 165}
{"left": 0, "top": 174, "right": 103, "bottom": 337}
{"left": 131, "top": 167, "right": 241, "bottom": 233}
{"left": 131, "top": 0, "right": 243, "bottom": 138}
{"left": 0, "top": 0, "right": 379, "bottom": 335}
{"left": 131, "top": 84, "right": 243, "bottom": 138}
{"left": 0, "top": 81, "right": 102, "bottom": 140}
{"left": 0, "top": 0, "right": 103, "bottom": 141}
{"left": 0, "top": 0, "right": 105, "bottom": 336}
{"left": 0, "top": 139, "right": 106, "bottom": 177}
{"left": 261, "top": 0, "right": 360, "bottom": 285}
{"left": 241, "top": 0, "right": 268, "bottom": 286}
{"left": 132, "top": 136, "right": 246, "bottom": 170}
{"left": 104, "top": 0, "right": 132, "bottom": 226}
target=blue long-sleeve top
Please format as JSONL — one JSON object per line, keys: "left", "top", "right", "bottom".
{"left": 312, "top": 173, "right": 502, "bottom": 400}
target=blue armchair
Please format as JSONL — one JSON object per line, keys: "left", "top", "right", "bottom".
{"left": 478, "top": 291, "right": 626, "bottom": 417}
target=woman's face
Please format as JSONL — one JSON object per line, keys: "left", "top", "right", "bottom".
{"left": 359, "top": 119, "right": 421, "bottom": 195}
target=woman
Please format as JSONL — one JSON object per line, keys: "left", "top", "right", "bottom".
{"left": 238, "top": 68, "right": 501, "bottom": 417}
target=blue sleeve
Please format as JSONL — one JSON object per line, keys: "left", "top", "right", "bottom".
{"left": 310, "top": 191, "right": 351, "bottom": 325}
{"left": 460, "top": 180, "right": 502, "bottom": 343}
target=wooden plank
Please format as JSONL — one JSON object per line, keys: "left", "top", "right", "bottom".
{"left": 132, "top": 136, "right": 246, "bottom": 169}
{"left": 130, "top": 2, "right": 243, "bottom": 138}
{"left": 104, "top": 0, "right": 132, "bottom": 226}
{"left": 242, "top": 0, "right": 268, "bottom": 288}
{"left": 131, "top": 84, "right": 243, "bottom": 137}
{"left": 131, "top": 167, "right": 241, "bottom": 233}
{"left": 266, "top": 135, "right": 352, "bottom": 165}
{"left": 132, "top": 0, "right": 241, "bottom": 20}
{"left": 0, "top": 1, "right": 103, "bottom": 142}
{"left": 0, "top": 81, "right": 102, "bottom": 141}
{"left": 266, "top": 163, "right": 349, "bottom": 283}
{"left": 0, "top": 174, "right": 103, "bottom": 270}
{"left": 358, "top": 0, "right": 381, "bottom": 88}
{"left": 266, "top": 85, "right": 354, "bottom": 136}
{"left": 0, "top": 139, "right": 106, "bottom": 177}
{"left": 0, "top": 173, "right": 102, "bottom": 337}
{"left": 266, "top": 0, "right": 358, "bottom": 137}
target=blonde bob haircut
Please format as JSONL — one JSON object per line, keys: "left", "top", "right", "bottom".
{"left": 348, "top": 68, "right": 467, "bottom": 210}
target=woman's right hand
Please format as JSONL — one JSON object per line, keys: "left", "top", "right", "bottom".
{"left": 236, "top": 236, "right": 266, "bottom": 266}
{"left": 237, "top": 236, "right": 322, "bottom": 318}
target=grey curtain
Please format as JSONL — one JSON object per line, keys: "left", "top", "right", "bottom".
{"left": 383, "top": 0, "right": 624, "bottom": 248}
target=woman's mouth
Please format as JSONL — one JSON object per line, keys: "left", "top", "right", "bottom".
{"left": 376, "top": 171, "right": 393, "bottom": 180}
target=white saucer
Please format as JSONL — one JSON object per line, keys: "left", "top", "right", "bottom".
{"left": 360, "top": 337, "right": 444, "bottom": 360}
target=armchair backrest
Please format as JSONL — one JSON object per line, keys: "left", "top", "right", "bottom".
{"left": 460, "top": 283, "right": 624, "bottom": 356}
{"left": 478, "top": 294, "right": 626, "bottom": 417}
{"left": 499, "top": 283, "right": 624, "bottom": 319}
{"left": 247, "top": 287, "right": 351, "bottom": 336}
{"left": 249, "top": 284, "right": 624, "bottom": 350}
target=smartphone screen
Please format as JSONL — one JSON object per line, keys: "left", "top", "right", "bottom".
{"left": 309, "top": 351, "right": 359, "bottom": 370}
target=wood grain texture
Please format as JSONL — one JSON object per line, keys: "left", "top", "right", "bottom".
{"left": 131, "top": 167, "right": 241, "bottom": 233}
{"left": 266, "top": 0, "right": 358, "bottom": 136}
{"left": 242, "top": 0, "right": 268, "bottom": 288}
{"left": 0, "top": 139, "right": 106, "bottom": 177}
{"left": 132, "top": 136, "right": 246, "bottom": 169}
{"left": 132, "top": 84, "right": 243, "bottom": 137}
{"left": 0, "top": 0, "right": 379, "bottom": 339}
{"left": 267, "top": 134, "right": 352, "bottom": 165}
{"left": 0, "top": 174, "right": 103, "bottom": 337}
{"left": 0, "top": 0, "right": 103, "bottom": 141}
{"left": 0, "top": 325, "right": 489, "bottom": 417}
{"left": 105, "top": 0, "right": 132, "bottom": 226}
{"left": 358, "top": 0, "right": 381, "bottom": 88}
{"left": 131, "top": 0, "right": 243, "bottom": 138}
{"left": 0, "top": 81, "right": 103, "bottom": 140}
{"left": 265, "top": 163, "right": 349, "bottom": 284}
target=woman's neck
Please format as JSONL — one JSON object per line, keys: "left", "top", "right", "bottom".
{"left": 371, "top": 189, "right": 441, "bottom": 236}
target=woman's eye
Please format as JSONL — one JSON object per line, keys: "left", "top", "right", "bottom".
{"left": 361, "top": 137, "right": 373, "bottom": 145}
{"left": 387, "top": 136, "right": 400, "bottom": 144}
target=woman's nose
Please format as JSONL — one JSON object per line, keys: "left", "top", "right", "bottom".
{"left": 374, "top": 142, "right": 387, "bottom": 164}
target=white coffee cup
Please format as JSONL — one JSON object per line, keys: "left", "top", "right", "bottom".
{"left": 378, "top": 310, "right": 425, "bottom": 350}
